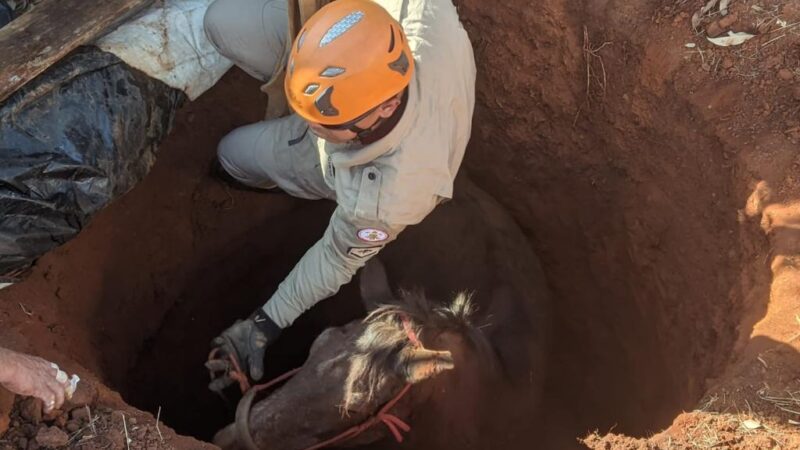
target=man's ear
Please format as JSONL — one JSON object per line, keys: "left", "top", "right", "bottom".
{"left": 377, "top": 96, "right": 402, "bottom": 118}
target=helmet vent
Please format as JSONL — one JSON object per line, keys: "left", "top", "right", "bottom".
{"left": 388, "top": 51, "right": 410, "bottom": 76}
{"left": 297, "top": 30, "right": 307, "bottom": 51}
{"left": 320, "top": 11, "right": 365, "bottom": 47}
{"left": 304, "top": 84, "right": 320, "bottom": 95}
{"left": 320, "top": 66, "right": 346, "bottom": 77}
{"left": 388, "top": 25, "right": 395, "bottom": 52}
{"left": 315, "top": 86, "right": 340, "bottom": 117}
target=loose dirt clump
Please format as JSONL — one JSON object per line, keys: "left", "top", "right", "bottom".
{"left": 0, "top": 381, "right": 213, "bottom": 450}
{"left": 3, "top": 404, "right": 178, "bottom": 450}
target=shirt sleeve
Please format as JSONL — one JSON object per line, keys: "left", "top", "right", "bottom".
{"left": 262, "top": 206, "right": 406, "bottom": 328}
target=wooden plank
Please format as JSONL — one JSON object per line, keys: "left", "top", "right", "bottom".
{"left": 0, "top": 0, "right": 153, "bottom": 103}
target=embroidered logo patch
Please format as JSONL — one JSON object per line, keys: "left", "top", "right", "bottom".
{"left": 357, "top": 228, "right": 389, "bottom": 242}
{"left": 347, "top": 247, "right": 381, "bottom": 258}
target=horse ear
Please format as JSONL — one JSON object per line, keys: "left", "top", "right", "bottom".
{"left": 396, "top": 347, "right": 455, "bottom": 384}
{"left": 359, "top": 258, "right": 394, "bottom": 309}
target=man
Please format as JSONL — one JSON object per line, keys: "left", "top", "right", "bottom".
{"left": 0, "top": 347, "right": 73, "bottom": 413}
{"left": 203, "top": 0, "right": 475, "bottom": 389}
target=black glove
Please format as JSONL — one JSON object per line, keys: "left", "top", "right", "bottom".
{"left": 207, "top": 309, "right": 281, "bottom": 393}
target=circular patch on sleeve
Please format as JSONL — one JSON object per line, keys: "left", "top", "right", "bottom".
{"left": 357, "top": 228, "right": 389, "bottom": 242}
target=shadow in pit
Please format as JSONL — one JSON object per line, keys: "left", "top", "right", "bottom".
{"left": 104, "top": 197, "right": 368, "bottom": 440}
{"left": 73, "top": 65, "right": 371, "bottom": 439}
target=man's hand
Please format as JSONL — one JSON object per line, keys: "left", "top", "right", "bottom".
{"left": 0, "top": 348, "right": 71, "bottom": 413}
{"left": 207, "top": 309, "right": 281, "bottom": 393}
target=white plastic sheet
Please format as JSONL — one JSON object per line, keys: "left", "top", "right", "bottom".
{"left": 96, "top": 0, "right": 233, "bottom": 100}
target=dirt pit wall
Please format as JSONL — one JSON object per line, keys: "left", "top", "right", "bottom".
{"left": 2, "top": 0, "right": 800, "bottom": 448}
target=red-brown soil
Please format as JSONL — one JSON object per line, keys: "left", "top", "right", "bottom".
{"left": 2, "top": 0, "right": 800, "bottom": 448}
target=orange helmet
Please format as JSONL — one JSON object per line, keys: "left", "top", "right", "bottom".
{"left": 284, "top": 0, "right": 414, "bottom": 125}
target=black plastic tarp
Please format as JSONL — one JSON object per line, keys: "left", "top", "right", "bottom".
{"left": 0, "top": 48, "right": 185, "bottom": 280}
{"left": 0, "top": 0, "right": 12, "bottom": 28}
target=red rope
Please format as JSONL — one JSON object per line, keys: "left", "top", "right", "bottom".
{"left": 214, "top": 313, "right": 421, "bottom": 450}
{"left": 299, "top": 316, "right": 419, "bottom": 449}
{"left": 208, "top": 348, "right": 252, "bottom": 393}
{"left": 302, "top": 383, "right": 412, "bottom": 450}
{"left": 253, "top": 367, "right": 302, "bottom": 393}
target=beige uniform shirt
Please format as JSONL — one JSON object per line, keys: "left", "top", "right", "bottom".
{"left": 263, "top": 0, "right": 476, "bottom": 327}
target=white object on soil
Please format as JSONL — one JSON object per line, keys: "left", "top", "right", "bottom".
{"left": 51, "top": 362, "right": 80, "bottom": 399}
{"left": 707, "top": 31, "right": 756, "bottom": 47}
{"left": 65, "top": 374, "right": 80, "bottom": 399}
{"left": 96, "top": 0, "right": 233, "bottom": 100}
{"left": 742, "top": 419, "right": 762, "bottom": 430}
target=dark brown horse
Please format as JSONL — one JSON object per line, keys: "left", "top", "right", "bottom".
{"left": 215, "top": 176, "right": 550, "bottom": 449}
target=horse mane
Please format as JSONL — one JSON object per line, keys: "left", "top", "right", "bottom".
{"left": 343, "top": 289, "right": 494, "bottom": 411}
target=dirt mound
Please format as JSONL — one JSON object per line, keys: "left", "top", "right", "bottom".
{"left": 3, "top": 402, "right": 169, "bottom": 450}
{"left": 0, "top": 0, "right": 799, "bottom": 448}
{"left": 0, "top": 380, "right": 213, "bottom": 450}
{"left": 584, "top": 411, "right": 800, "bottom": 449}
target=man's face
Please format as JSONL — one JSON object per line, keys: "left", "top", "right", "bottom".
{"left": 305, "top": 96, "right": 401, "bottom": 144}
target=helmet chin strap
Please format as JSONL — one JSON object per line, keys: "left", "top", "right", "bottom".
{"left": 349, "top": 116, "right": 387, "bottom": 142}
{"left": 346, "top": 87, "right": 408, "bottom": 145}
